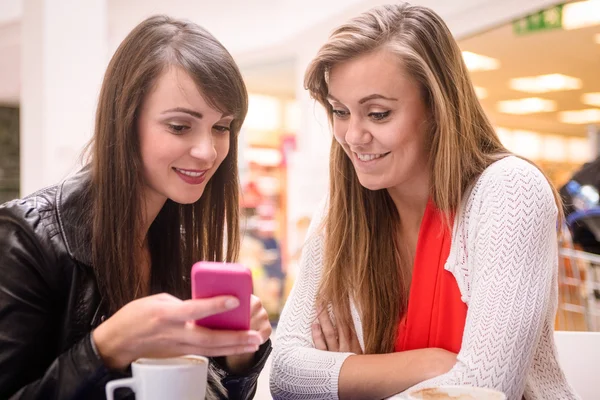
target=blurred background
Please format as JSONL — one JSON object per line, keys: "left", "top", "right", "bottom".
{"left": 1, "top": 0, "right": 600, "bottom": 331}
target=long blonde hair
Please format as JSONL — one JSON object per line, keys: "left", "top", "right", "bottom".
{"left": 305, "top": 3, "right": 561, "bottom": 354}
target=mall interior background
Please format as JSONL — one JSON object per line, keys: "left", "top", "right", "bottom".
{"left": 1, "top": 0, "right": 599, "bottom": 327}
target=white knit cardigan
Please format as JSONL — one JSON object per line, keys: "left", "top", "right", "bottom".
{"left": 270, "top": 157, "right": 579, "bottom": 400}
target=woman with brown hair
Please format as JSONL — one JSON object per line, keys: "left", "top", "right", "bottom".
{"left": 0, "top": 16, "right": 271, "bottom": 400}
{"left": 271, "top": 3, "right": 577, "bottom": 400}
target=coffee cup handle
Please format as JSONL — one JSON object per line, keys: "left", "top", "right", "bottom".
{"left": 105, "top": 377, "right": 136, "bottom": 400}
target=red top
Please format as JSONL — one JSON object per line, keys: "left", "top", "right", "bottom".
{"left": 394, "top": 200, "right": 467, "bottom": 353}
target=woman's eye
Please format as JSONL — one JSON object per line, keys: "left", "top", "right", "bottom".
{"left": 167, "top": 124, "right": 189, "bottom": 134}
{"left": 332, "top": 109, "right": 349, "bottom": 119}
{"left": 213, "top": 125, "right": 231, "bottom": 134}
{"left": 369, "top": 111, "right": 391, "bottom": 121}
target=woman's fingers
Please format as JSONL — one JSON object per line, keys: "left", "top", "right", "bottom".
{"left": 173, "top": 296, "right": 240, "bottom": 322}
{"left": 250, "top": 295, "right": 263, "bottom": 315}
{"left": 180, "top": 343, "right": 260, "bottom": 358}
{"left": 311, "top": 307, "right": 362, "bottom": 354}
{"left": 249, "top": 295, "right": 272, "bottom": 342}
{"left": 337, "top": 317, "right": 351, "bottom": 352}
{"left": 317, "top": 308, "right": 338, "bottom": 352}
{"left": 180, "top": 323, "right": 262, "bottom": 357}
{"left": 152, "top": 292, "right": 182, "bottom": 303}
{"left": 312, "top": 322, "right": 328, "bottom": 350}
{"left": 181, "top": 322, "right": 263, "bottom": 348}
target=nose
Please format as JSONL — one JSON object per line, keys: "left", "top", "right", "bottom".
{"left": 189, "top": 132, "right": 217, "bottom": 164}
{"left": 344, "top": 116, "right": 372, "bottom": 147}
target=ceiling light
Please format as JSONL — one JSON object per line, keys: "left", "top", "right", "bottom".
{"left": 474, "top": 86, "right": 488, "bottom": 99}
{"left": 559, "top": 109, "right": 600, "bottom": 124}
{"left": 582, "top": 92, "right": 600, "bottom": 107}
{"left": 510, "top": 73, "right": 582, "bottom": 93}
{"left": 562, "top": 0, "right": 600, "bottom": 30}
{"left": 497, "top": 98, "right": 557, "bottom": 114}
{"left": 494, "top": 128, "right": 590, "bottom": 162}
{"left": 461, "top": 51, "right": 500, "bottom": 71}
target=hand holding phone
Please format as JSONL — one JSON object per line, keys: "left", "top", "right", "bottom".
{"left": 191, "top": 262, "right": 252, "bottom": 331}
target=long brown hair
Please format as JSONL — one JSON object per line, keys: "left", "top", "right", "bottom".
{"left": 305, "top": 3, "right": 562, "bottom": 354}
{"left": 90, "top": 16, "right": 247, "bottom": 314}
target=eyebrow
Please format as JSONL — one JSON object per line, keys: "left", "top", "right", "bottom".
{"left": 162, "top": 107, "right": 234, "bottom": 121}
{"left": 162, "top": 107, "right": 203, "bottom": 119}
{"left": 327, "top": 94, "right": 399, "bottom": 104}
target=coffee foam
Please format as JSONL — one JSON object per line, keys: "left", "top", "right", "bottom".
{"left": 409, "top": 387, "right": 505, "bottom": 400}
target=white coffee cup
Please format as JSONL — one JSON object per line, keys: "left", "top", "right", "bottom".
{"left": 105, "top": 355, "right": 208, "bottom": 400}
{"left": 406, "top": 385, "right": 506, "bottom": 400}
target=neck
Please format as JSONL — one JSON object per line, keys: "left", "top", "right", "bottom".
{"left": 387, "top": 174, "right": 430, "bottom": 234}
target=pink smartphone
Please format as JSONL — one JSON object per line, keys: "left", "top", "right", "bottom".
{"left": 191, "top": 261, "right": 252, "bottom": 331}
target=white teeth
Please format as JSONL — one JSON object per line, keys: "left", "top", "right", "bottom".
{"left": 177, "top": 169, "right": 204, "bottom": 177}
{"left": 356, "top": 153, "right": 385, "bottom": 162}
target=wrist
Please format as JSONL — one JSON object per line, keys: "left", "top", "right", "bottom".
{"left": 92, "top": 323, "right": 131, "bottom": 371}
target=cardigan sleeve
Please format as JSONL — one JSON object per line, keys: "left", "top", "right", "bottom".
{"left": 270, "top": 199, "right": 355, "bottom": 399}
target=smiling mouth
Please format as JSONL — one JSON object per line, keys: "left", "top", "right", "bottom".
{"left": 354, "top": 152, "right": 391, "bottom": 162}
{"left": 173, "top": 167, "right": 207, "bottom": 177}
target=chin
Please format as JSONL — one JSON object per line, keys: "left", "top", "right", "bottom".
{"left": 170, "top": 191, "right": 206, "bottom": 205}
{"left": 357, "top": 178, "right": 387, "bottom": 192}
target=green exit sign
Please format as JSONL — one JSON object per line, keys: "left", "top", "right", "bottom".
{"left": 513, "top": 4, "right": 564, "bottom": 35}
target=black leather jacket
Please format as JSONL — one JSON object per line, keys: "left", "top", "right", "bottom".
{"left": 0, "top": 170, "right": 271, "bottom": 399}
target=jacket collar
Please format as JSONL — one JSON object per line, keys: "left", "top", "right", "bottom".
{"left": 56, "top": 167, "right": 93, "bottom": 266}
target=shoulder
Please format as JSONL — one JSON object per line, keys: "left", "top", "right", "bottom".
{"left": 0, "top": 184, "right": 60, "bottom": 237}
{"left": 478, "top": 156, "right": 552, "bottom": 194}
{"left": 449, "top": 157, "right": 558, "bottom": 301}
{"left": 0, "top": 184, "right": 62, "bottom": 270}
{"left": 468, "top": 156, "right": 557, "bottom": 217}
{"left": 296, "top": 197, "right": 328, "bottom": 269}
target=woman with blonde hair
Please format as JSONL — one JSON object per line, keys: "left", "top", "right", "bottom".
{"left": 271, "top": 3, "right": 577, "bottom": 399}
